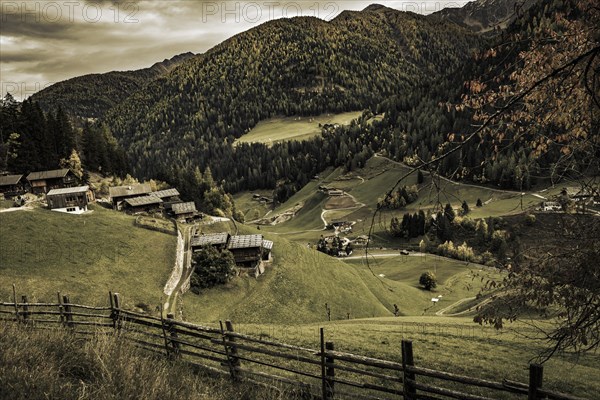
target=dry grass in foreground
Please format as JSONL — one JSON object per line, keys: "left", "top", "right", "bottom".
{"left": 0, "top": 323, "right": 300, "bottom": 400}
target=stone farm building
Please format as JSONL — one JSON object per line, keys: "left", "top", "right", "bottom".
{"left": 0, "top": 174, "right": 25, "bottom": 197}
{"left": 46, "top": 185, "right": 94, "bottom": 214}
{"left": 109, "top": 184, "right": 152, "bottom": 209}
{"left": 27, "top": 168, "right": 78, "bottom": 194}
{"left": 172, "top": 201, "right": 198, "bottom": 221}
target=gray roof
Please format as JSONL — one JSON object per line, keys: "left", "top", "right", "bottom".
{"left": 27, "top": 168, "right": 70, "bottom": 181}
{"left": 109, "top": 183, "right": 152, "bottom": 199}
{"left": 262, "top": 240, "right": 274, "bottom": 250}
{"left": 46, "top": 185, "right": 89, "bottom": 196}
{"left": 124, "top": 195, "right": 162, "bottom": 207}
{"left": 153, "top": 188, "right": 180, "bottom": 198}
{"left": 228, "top": 234, "right": 263, "bottom": 250}
{"left": 172, "top": 201, "right": 197, "bottom": 215}
{"left": 191, "top": 233, "right": 230, "bottom": 247}
{"left": 0, "top": 174, "right": 23, "bottom": 186}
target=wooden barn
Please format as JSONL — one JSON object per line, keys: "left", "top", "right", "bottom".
{"left": 46, "top": 186, "right": 93, "bottom": 214}
{"left": 191, "top": 232, "right": 230, "bottom": 252}
{"left": 227, "top": 235, "right": 267, "bottom": 277}
{"left": 109, "top": 184, "right": 152, "bottom": 210}
{"left": 123, "top": 195, "right": 162, "bottom": 214}
{"left": 171, "top": 201, "right": 198, "bottom": 221}
{"left": 0, "top": 174, "right": 25, "bottom": 197}
{"left": 27, "top": 168, "right": 77, "bottom": 194}
{"left": 153, "top": 188, "right": 181, "bottom": 212}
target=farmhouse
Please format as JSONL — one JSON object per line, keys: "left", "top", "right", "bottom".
{"left": 123, "top": 195, "right": 162, "bottom": 214}
{"left": 46, "top": 185, "right": 93, "bottom": 214}
{"left": 109, "top": 183, "right": 152, "bottom": 209}
{"left": 171, "top": 201, "right": 198, "bottom": 221}
{"left": 0, "top": 174, "right": 25, "bottom": 197}
{"left": 153, "top": 188, "right": 181, "bottom": 212}
{"left": 27, "top": 168, "right": 77, "bottom": 194}
{"left": 191, "top": 232, "right": 230, "bottom": 252}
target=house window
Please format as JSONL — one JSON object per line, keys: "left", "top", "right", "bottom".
{"left": 67, "top": 207, "right": 76, "bottom": 212}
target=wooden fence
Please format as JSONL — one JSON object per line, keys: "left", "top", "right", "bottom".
{"left": 0, "top": 289, "right": 588, "bottom": 400}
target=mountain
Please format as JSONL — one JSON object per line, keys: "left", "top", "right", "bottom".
{"left": 100, "top": 6, "right": 481, "bottom": 185}
{"left": 433, "top": 0, "right": 536, "bottom": 33}
{"left": 29, "top": 52, "right": 197, "bottom": 120}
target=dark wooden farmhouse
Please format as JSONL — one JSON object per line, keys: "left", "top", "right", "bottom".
{"left": 122, "top": 195, "right": 162, "bottom": 214}
{"left": 109, "top": 183, "right": 152, "bottom": 209}
{"left": 227, "top": 234, "right": 267, "bottom": 276}
{"left": 0, "top": 174, "right": 25, "bottom": 197}
{"left": 46, "top": 185, "right": 93, "bottom": 214}
{"left": 171, "top": 201, "right": 198, "bottom": 221}
{"left": 27, "top": 168, "right": 77, "bottom": 194}
{"left": 191, "top": 232, "right": 230, "bottom": 252}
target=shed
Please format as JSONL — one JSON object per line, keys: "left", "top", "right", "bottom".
{"left": 0, "top": 174, "right": 25, "bottom": 196}
{"left": 109, "top": 183, "right": 152, "bottom": 209}
{"left": 123, "top": 195, "right": 162, "bottom": 214}
{"left": 261, "top": 239, "right": 274, "bottom": 261}
{"left": 46, "top": 185, "right": 91, "bottom": 214}
{"left": 171, "top": 201, "right": 198, "bottom": 221}
{"left": 191, "top": 232, "right": 230, "bottom": 251}
{"left": 27, "top": 169, "right": 77, "bottom": 194}
{"left": 328, "top": 189, "right": 344, "bottom": 196}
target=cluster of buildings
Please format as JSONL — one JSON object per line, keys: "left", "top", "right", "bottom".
{"left": 108, "top": 183, "right": 199, "bottom": 221}
{"left": 191, "top": 232, "right": 273, "bottom": 277}
{"left": 0, "top": 169, "right": 199, "bottom": 220}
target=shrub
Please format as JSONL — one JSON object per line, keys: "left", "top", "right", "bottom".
{"left": 191, "top": 246, "right": 237, "bottom": 289}
{"left": 419, "top": 272, "right": 437, "bottom": 291}
{"left": 525, "top": 214, "right": 536, "bottom": 226}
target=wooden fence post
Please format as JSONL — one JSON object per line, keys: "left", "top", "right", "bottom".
{"left": 21, "top": 295, "right": 30, "bottom": 324}
{"left": 402, "top": 340, "right": 417, "bottom": 400}
{"left": 62, "top": 295, "right": 74, "bottom": 329}
{"left": 57, "top": 292, "right": 65, "bottom": 326}
{"left": 12, "top": 284, "right": 19, "bottom": 321}
{"left": 225, "top": 320, "right": 240, "bottom": 380}
{"left": 325, "top": 341, "right": 335, "bottom": 399}
{"left": 166, "top": 313, "right": 180, "bottom": 358}
{"left": 528, "top": 364, "right": 543, "bottom": 400}
{"left": 111, "top": 292, "right": 122, "bottom": 333}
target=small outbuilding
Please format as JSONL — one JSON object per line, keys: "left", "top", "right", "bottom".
{"left": 109, "top": 184, "right": 153, "bottom": 209}
{"left": 46, "top": 185, "right": 92, "bottom": 214}
{"left": 123, "top": 195, "right": 162, "bottom": 214}
{"left": 261, "top": 239, "right": 273, "bottom": 261}
{"left": 171, "top": 201, "right": 198, "bottom": 221}
{"left": 0, "top": 174, "right": 25, "bottom": 197}
{"left": 27, "top": 168, "right": 77, "bottom": 194}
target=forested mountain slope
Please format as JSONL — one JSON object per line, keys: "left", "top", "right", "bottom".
{"left": 102, "top": 6, "right": 481, "bottom": 185}
{"left": 30, "top": 52, "right": 197, "bottom": 119}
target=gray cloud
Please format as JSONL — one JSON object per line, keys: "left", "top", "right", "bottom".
{"left": 1, "top": 0, "right": 468, "bottom": 100}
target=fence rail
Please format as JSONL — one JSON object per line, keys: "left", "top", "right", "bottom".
{"left": 0, "top": 288, "right": 589, "bottom": 400}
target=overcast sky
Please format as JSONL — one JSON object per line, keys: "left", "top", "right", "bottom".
{"left": 1, "top": 0, "right": 468, "bottom": 100}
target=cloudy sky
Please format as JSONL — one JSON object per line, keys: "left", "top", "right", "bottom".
{"left": 1, "top": 0, "right": 468, "bottom": 100}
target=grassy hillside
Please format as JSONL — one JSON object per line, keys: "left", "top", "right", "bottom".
{"left": 235, "top": 316, "right": 600, "bottom": 398}
{"left": 234, "top": 111, "right": 362, "bottom": 146}
{"left": 0, "top": 205, "right": 176, "bottom": 308}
